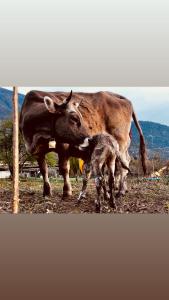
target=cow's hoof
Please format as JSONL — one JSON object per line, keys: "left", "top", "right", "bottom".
{"left": 43, "top": 192, "right": 52, "bottom": 198}
{"left": 62, "top": 192, "right": 72, "bottom": 200}
{"left": 44, "top": 195, "right": 52, "bottom": 200}
{"left": 43, "top": 185, "right": 52, "bottom": 197}
{"left": 43, "top": 183, "right": 52, "bottom": 197}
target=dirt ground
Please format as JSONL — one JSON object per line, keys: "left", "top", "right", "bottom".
{"left": 0, "top": 176, "right": 169, "bottom": 214}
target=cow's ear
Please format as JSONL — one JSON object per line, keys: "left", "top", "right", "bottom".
{"left": 44, "top": 96, "right": 56, "bottom": 113}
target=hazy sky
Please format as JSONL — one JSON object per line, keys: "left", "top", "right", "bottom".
{"left": 4, "top": 87, "right": 169, "bottom": 126}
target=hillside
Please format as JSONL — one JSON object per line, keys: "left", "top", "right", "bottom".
{"left": 131, "top": 121, "right": 169, "bottom": 148}
{"left": 130, "top": 121, "right": 169, "bottom": 159}
{"left": 0, "top": 87, "right": 24, "bottom": 119}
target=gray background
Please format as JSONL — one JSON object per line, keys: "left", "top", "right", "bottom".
{"left": 0, "top": 1, "right": 169, "bottom": 298}
{"left": 0, "top": 0, "right": 169, "bottom": 85}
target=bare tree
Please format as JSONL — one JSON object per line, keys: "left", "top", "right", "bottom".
{"left": 12, "top": 87, "right": 19, "bottom": 213}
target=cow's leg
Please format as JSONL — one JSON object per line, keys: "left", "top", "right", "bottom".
{"left": 120, "top": 151, "right": 131, "bottom": 195}
{"left": 117, "top": 171, "right": 128, "bottom": 197}
{"left": 37, "top": 155, "right": 52, "bottom": 197}
{"left": 77, "top": 162, "right": 91, "bottom": 203}
{"left": 116, "top": 134, "right": 131, "bottom": 197}
{"left": 58, "top": 155, "right": 72, "bottom": 198}
{"left": 117, "top": 151, "right": 131, "bottom": 197}
{"left": 123, "top": 151, "right": 131, "bottom": 193}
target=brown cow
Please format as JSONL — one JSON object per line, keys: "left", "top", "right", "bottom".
{"left": 77, "top": 133, "right": 131, "bottom": 212}
{"left": 19, "top": 90, "right": 147, "bottom": 198}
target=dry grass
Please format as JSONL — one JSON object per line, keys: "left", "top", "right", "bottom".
{"left": 0, "top": 176, "right": 169, "bottom": 214}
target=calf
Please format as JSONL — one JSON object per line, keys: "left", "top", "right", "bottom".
{"left": 77, "top": 133, "right": 131, "bottom": 212}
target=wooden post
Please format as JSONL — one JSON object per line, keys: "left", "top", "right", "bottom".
{"left": 12, "top": 86, "right": 19, "bottom": 213}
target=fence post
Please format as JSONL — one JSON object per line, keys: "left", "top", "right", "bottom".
{"left": 12, "top": 86, "right": 19, "bottom": 214}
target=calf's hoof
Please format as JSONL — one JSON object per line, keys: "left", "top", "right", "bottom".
{"left": 109, "top": 200, "right": 117, "bottom": 210}
{"left": 77, "top": 192, "right": 86, "bottom": 202}
{"left": 95, "top": 203, "right": 101, "bottom": 213}
{"left": 116, "top": 190, "right": 126, "bottom": 198}
{"left": 104, "top": 192, "right": 110, "bottom": 201}
{"left": 76, "top": 197, "right": 86, "bottom": 206}
{"left": 75, "top": 200, "right": 81, "bottom": 206}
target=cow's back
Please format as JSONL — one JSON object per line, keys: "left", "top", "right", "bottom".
{"left": 77, "top": 91, "right": 133, "bottom": 148}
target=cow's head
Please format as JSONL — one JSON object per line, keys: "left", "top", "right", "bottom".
{"left": 44, "top": 90, "right": 89, "bottom": 144}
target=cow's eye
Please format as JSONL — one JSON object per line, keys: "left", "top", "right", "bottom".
{"left": 70, "top": 114, "right": 81, "bottom": 126}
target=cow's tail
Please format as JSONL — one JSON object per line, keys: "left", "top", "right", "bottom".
{"left": 132, "top": 110, "right": 147, "bottom": 175}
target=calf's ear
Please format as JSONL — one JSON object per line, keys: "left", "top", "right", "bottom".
{"left": 44, "top": 96, "right": 57, "bottom": 113}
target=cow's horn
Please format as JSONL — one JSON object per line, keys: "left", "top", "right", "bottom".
{"left": 62, "top": 90, "right": 73, "bottom": 106}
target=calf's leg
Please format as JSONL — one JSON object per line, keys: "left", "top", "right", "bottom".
{"left": 100, "top": 165, "right": 109, "bottom": 201}
{"left": 77, "top": 162, "right": 91, "bottom": 203}
{"left": 107, "top": 160, "right": 116, "bottom": 209}
{"left": 92, "top": 162, "right": 105, "bottom": 213}
{"left": 94, "top": 176, "right": 102, "bottom": 213}
{"left": 114, "top": 159, "right": 121, "bottom": 191}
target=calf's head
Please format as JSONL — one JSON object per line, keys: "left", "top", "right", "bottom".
{"left": 44, "top": 90, "right": 89, "bottom": 144}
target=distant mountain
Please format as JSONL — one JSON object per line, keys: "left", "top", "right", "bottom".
{"left": 131, "top": 121, "right": 169, "bottom": 148}
{"left": 0, "top": 87, "right": 24, "bottom": 119}
{"left": 130, "top": 121, "right": 169, "bottom": 159}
